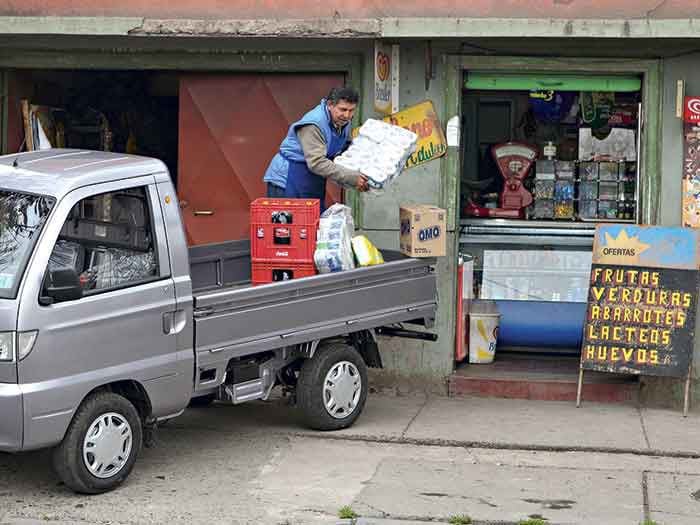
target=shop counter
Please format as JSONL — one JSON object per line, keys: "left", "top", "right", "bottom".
{"left": 460, "top": 219, "right": 594, "bottom": 352}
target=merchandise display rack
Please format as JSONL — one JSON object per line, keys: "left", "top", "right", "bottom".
{"left": 532, "top": 159, "right": 637, "bottom": 223}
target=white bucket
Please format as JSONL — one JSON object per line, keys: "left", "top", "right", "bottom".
{"left": 468, "top": 300, "right": 500, "bottom": 364}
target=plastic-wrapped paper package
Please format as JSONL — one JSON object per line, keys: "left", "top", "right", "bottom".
{"left": 357, "top": 118, "right": 389, "bottom": 143}
{"left": 351, "top": 235, "right": 385, "bottom": 267}
{"left": 83, "top": 248, "right": 157, "bottom": 290}
{"left": 334, "top": 119, "right": 417, "bottom": 190}
{"left": 314, "top": 204, "right": 356, "bottom": 274}
{"left": 321, "top": 203, "right": 356, "bottom": 227}
{"left": 106, "top": 249, "right": 157, "bottom": 286}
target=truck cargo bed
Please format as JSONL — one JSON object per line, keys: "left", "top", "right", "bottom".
{"left": 188, "top": 240, "right": 437, "bottom": 365}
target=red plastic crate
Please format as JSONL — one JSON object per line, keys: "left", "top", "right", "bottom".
{"left": 250, "top": 198, "right": 320, "bottom": 226}
{"left": 250, "top": 198, "right": 320, "bottom": 264}
{"left": 251, "top": 260, "right": 317, "bottom": 286}
{"left": 251, "top": 223, "right": 318, "bottom": 263}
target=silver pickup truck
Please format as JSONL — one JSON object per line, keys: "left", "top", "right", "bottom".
{"left": 0, "top": 149, "right": 438, "bottom": 494}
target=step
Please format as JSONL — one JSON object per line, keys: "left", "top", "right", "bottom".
{"left": 448, "top": 373, "right": 639, "bottom": 403}
{"left": 449, "top": 354, "right": 639, "bottom": 403}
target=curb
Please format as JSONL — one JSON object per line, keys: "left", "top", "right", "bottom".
{"left": 291, "top": 431, "right": 700, "bottom": 459}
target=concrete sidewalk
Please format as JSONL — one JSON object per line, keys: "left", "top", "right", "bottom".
{"left": 181, "top": 392, "right": 700, "bottom": 524}
{"left": 292, "top": 394, "right": 700, "bottom": 456}
{"left": 2, "top": 393, "right": 700, "bottom": 525}
{"left": 303, "top": 394, "right": 700, "bottom": 525}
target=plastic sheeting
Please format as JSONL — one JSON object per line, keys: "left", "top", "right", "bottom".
{"left": 85, "top": 248, "right": 156, "bottom": 290}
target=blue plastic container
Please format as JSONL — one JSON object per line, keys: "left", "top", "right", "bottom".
{"left": 495, "top": 300, "right": 587, "bottom": 348}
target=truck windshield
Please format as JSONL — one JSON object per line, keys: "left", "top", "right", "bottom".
{"left": 0, "top": 190, "right": 55, "bottom": 299}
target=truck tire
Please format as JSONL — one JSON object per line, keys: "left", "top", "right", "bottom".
{"left": 297, "top": 342, "right": 368, "bottom": 431}
{"left": 52, "top": 391, "right": 142, "bottom": 494}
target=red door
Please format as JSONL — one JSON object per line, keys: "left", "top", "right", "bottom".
{"left": 178, "top": 73, "right": 345, "bottom": 245}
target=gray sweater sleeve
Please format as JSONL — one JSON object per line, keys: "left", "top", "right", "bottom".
{"left": 296, "top": 125, "right": 362, "bottom": 187}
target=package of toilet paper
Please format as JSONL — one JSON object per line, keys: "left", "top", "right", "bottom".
{"left": 314, "top": 204, "right": 356, "bottom": 274}
{"left": 334, "top": 119, "right": 418, "bottom": 190}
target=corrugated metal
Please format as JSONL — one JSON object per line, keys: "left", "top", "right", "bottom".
{"left": 1, "top": 1, "right": 698, "bottom": 19}
{"left": 178, "top": 73, "right": 344, "bottom": 246}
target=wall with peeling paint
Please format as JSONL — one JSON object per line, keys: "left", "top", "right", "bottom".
{"left": 361, "top": 42, "right": 700, "bottom": 402}
{"left": 647, "top": 52, "right": 700, "bottom": 407}
{"left": 0, "top": 1, "right": 698, "bottom": 19}
{"left": 0, "top": 30, "right": 696, "bottom": 398}
{"left": 660, "top": 54, "right": 697, "bottom": 229}
{"left": 358, "top": 41, "right": 456, "bottom": 386}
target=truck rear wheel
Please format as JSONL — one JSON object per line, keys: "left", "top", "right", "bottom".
{"left": 53, "top": 391, "right": 142, "bottom": 494}
{"left": 297, "top": 342, "right": 368, "bottom": 431}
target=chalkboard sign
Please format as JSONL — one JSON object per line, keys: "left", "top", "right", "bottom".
{"left": 581, "top": 225, "right": 700, "bottom": 378}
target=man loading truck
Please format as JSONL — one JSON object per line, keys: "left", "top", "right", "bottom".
{"left": 263, "top": 87, "right": 370, "bottom": 204}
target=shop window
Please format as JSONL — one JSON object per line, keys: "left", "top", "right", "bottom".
{"left": 461, "top": 83, "right": 641, "bottom": 224}
{"left": 47, "top": 187, "right": 158, "bottom": 298}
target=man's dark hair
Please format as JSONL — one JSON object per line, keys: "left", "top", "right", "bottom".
{"left": 327, "top": 87, "right": 359, "bottom": 105}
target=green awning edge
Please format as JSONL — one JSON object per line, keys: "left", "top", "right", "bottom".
{"left": 465, "top": 72, "right": 642, "bottom": 92}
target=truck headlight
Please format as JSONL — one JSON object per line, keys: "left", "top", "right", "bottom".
{"left": 0, "top": 332, "right": 15, "bottom": 362}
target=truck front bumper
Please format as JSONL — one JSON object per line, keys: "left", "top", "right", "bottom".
{"left": 0, "top": 383, "right": 22, "bottom": 451}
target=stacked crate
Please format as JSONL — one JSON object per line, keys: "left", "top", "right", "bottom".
{"left": 249, "top": 198, "right": 320, "bottom": 285}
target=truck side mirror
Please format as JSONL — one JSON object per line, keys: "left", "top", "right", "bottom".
{"left": 40, "top": 268, "right": 83, "bottom": 305}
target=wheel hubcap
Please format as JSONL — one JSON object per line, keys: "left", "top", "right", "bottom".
{"left": 82, "top": 412, "right": 133, "bottom": 479}
{"left": 323, "top": 361, "right": 362, "bottom": 419}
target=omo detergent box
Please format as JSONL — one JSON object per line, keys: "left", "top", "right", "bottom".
{"left": 399, "top": 204, "right": 446, "bottom": 258}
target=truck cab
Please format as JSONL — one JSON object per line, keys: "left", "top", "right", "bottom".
{"left": 0, "top": 150, "right": 193, "bottom": 460}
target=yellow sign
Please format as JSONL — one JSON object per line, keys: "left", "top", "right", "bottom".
{"left": 384, "top": 101, "right": 447, "bottom": 169}
{"left": 593, "top": 228, "right": 651, "bottom": 266}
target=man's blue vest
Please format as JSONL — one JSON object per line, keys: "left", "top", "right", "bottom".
{"left": 263, "top": 99, "right": 351, "bottom": 190}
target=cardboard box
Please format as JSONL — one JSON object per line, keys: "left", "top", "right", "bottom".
{"left": 399, "top": 204, "right": 447, "bottom": 257}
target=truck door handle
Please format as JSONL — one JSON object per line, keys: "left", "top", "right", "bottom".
{"left": 193, "top": 210, "right": 214, "bottom": 216}
{"left": 163, "top": 310, "right": 187, "bottom": 335}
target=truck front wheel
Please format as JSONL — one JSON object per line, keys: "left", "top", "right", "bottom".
{"left": 53, "top": 391, "right": 143, "bottom": 494}
{"left": 297, "top": 342, "right": 368, "bottom": 431}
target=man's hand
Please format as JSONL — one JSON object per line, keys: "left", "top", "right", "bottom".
{"left": 356, "top": 175, "right": 370, "bottom": 192}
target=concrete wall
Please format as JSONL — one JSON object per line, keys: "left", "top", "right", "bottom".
{"left": 5, "top": 32, "right": 698, "bottom": 401}
{"left": 2, "top": 1, "right": 697, "bottom": 19}
{"left": 358, "top": 41, "right": 456, "bottom": 391}
{"left": 361, "top": 42, "right": 700, "bottom": 405}
{"left": 642, "top": 53, "right": 700, "bottom": 408}
{"left": 659, "top": 54, "right": 696, "bottom": 228}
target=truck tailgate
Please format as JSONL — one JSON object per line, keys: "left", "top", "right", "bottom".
{"left": 193, "top": 255, "right": 437, "bottom": 359}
